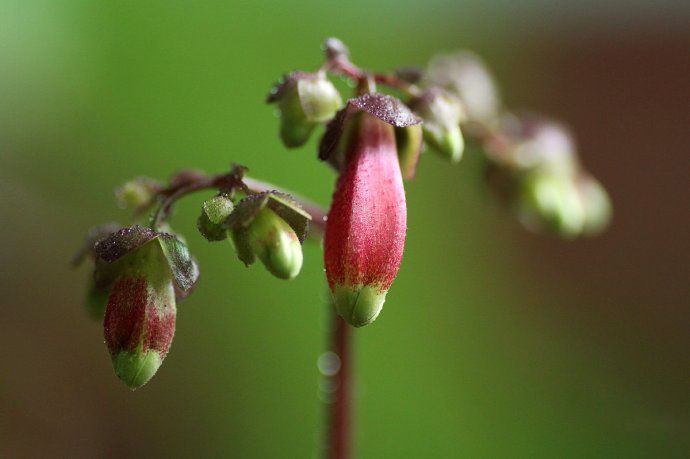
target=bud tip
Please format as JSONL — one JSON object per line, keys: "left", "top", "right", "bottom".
{"left": 112, "top": 349, "right": 163, "bottom": 390}
{"left": 333, "top": 284, "right": 386, "bottom": 327}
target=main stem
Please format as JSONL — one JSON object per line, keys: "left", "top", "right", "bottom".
{"left": 328, "top": 313, "right": 352, "bottom": 459}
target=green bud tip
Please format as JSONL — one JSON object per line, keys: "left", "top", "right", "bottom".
{"left": 115, "top": 179, "right": 154, "bottom": 209}
{"left": 203, "top": 195, "right": 234, "bottom": 224}
{"left": 297, "top": 77, "right": 342, "bottom": 123}
{"left": 276, "top": 75, "right": 341, "bottom": 148}
{"left": 517, "top": 172, "right": 585, "bottom": 238}
{"left": 198, "top": 195, "right": 234, "bottom": 241}
{"left": 333, "top": 284, "right": 387, "bottom": 328}
{"left": 424, "top": 124, "right": 464, "bottom": 163}
{"left": 112, "top": 349, "right": 163, "bottom": 390}
{"left": 578, "top": 175, "right": 612, "bottom": 236}
{"left": 413, "top": 90, "right": 465, "bottom": 162}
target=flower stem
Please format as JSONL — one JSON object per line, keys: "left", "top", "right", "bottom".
{"left": 147, "top": 170, "right": 327, "bottom": 234}
{"left": 327, "top": 312, "right": 352, "bottom": 459}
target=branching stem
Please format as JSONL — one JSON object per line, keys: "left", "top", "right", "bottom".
{"left": 147, "top": 170, "right": 327, "bottom": 234}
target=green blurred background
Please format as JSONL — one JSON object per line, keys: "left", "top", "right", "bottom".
{"left": 1, "top": 1, "right": 688, "bottom": 457}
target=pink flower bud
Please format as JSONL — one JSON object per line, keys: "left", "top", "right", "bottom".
{"left": 94, "top": 226, "right": 198, "bottom": 389}
{"left": 324, "top": 113, "right": 407, "bottom": 327}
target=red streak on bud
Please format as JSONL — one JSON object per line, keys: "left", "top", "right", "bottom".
{"left": 324, "top": 114, "right": 407, "bottom": 291}
{"left": 104, "top": 276, "right": 175, "bottom": 357}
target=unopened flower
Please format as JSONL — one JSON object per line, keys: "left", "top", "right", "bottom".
{"left": 197, "top": 195, "right": 235, "bottom": 241}
{"left": 268, "top": 72, "right": 342, "bottom": 148}
{"left": 320, "top": 93, "right": 420, "bottom": 326}
{"left": 410, "top": 88, "right": 465, "bottom": 162}
{"left": 226, "top": 191, "right": 311, "bottom": 280}
{"left": 94, "top": 226, "right": 199, "bottom": 389}
{"left": 427, "top": 51, "right": 501, "bottom": 124}
{"left": 516, "top": 171, "right": 585, "bottom": 238}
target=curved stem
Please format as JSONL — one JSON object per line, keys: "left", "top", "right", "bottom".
{"left": 326, "top": 58, "right": 420, "bottom": 98}
{"left": 147, "top": 171, "right": 327, "bottom": 235}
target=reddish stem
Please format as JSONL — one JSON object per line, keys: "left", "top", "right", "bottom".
{"left": 326, "top": 59, "right": 419, "bottom": 96}
{"left": 328, "top": 314, "right": 352, "bottom": 459}
{"left": 148, "top": 171, "right": 327, "bottom": 234}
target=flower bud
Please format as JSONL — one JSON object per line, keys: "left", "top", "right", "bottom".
{"left": 197, "top": 195, "right": 234, "bottom": 241}
{"left": 427, "top": 51, "right": 501, "bottom": 124}
{"left": 325, "top": 111, "right": 407, "bottom": 327}
{"left": 268, "top": 73, "right": 342, "bottom": 148}
{"left": 231, "top": 207, "right": 303, "bottom": 280}
{"left": 576, "top": 174, "right": 612, "bottom": 236}
{"left": 115, "top": 178, "right": 157, "bottom": 209}
{"left": 103, "top": 239, "right": 176, "bottom": 389}
{"left": 410, "top": 89, "right": 465, "bottom": 162}
{"left": 516, "top": 172, "right": 585, "bottom": 238}
{"left": 94, "top": 226, "right": 199, "bottom": 389}
{"left": 487, "top": 114, "right": 579, "bottom": 177}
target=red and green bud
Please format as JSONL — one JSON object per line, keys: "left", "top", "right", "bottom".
{"left": 226, "top": 191, "right": 311, "bottom": 280}
{"left": 103, "top": 243, "right": 176, "bottom": 389}
{"left": 268, "top": 72, "right": 342, "bottom": 148}
{"left": 321, "top": 93, "right": 420, "bottom": 327}
{"left": 93, "top": 226, "right": 199, "bottom": 389}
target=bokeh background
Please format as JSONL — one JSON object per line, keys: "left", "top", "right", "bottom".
{"left": 1, "top": 1, "right": 688, "bottom": 457}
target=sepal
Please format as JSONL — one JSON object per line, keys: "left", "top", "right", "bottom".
{"left": 319, "top": 93, "right": 421, "bottom": 172}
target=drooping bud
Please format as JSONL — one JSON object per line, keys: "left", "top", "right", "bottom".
{"left": 94, "top": 226, "right": 199, "bottom": 389}
{"left": 231, "top": 207, "right": 302, "bottom": 279}
{"left": 427, "top": 51, "right": 501, "bottom": 124}
{"left": 576, "top": 173, "right": 612, "bottom": 236}
{"left": 115, "top": 177, "right": 159, "bottom": 210}
{"left": 515, "top": 172, "right": 585, "bottom": 238}
{"left": 320, "top": 93, "right": 420, "bottom": 327}
{"left": 267, "top": 72, "right": 342, "bottom": 148}
{"left": 410, "top": 88, "right": 465, "bottom": 162}
{"left": 197, "top": 195, "right": 234, "bottom": 241}
{"left": 226, "top": 191, "right": 311, "bottom": 280}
